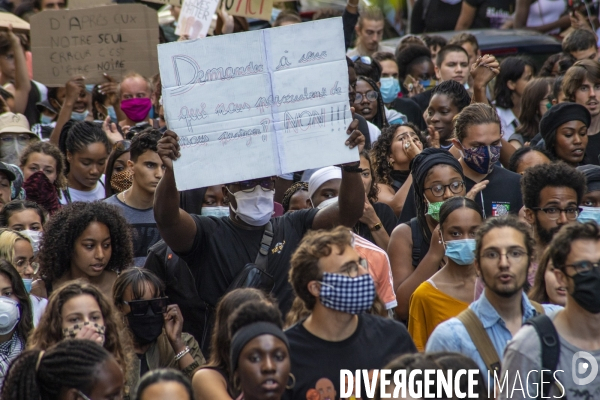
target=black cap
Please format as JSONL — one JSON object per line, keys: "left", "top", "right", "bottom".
{"left": 540, "top": 102, "right": 591, "bottom": 149}
{"left": 0, "top": 162, "right": 16, "bottom": 182}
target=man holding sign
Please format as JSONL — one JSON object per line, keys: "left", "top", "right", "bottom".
{"left": 154, "top": 122, "right": 365, "bottom": 350}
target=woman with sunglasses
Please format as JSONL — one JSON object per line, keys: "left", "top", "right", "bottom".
{"left": 19, "top": 141, "right": 66, "bottom": 214}
{"left": 0, "top": 259, "right": 34, "bottom": 391}
{"left": 388, "top": 148, "right": 485, "bottom": 321}
{"left": 28, "top": 280, "right": 133, "bottom": 392}
{"left": 31, "top": 201, "right": 133, "bottom": 300}
{"left": 113, "top": 268, "right": 204, "bottom": 397}
{"left": 105, "top": 139, "right": 133, "bottom": 198}
{"left": 354, "top": 76, "right": 389, "bottom": 131}
{"left": 0, "top": 229, "right": 46, "bottom": 326}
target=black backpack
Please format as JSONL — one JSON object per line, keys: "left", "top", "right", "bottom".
{"left": 524, "top": 314, "right": 562, "bottom": 399}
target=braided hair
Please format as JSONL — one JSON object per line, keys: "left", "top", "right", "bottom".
{"left": 2, "top": 339, "right": 117, "bottom": 400}
{"left": 63, "top": 121, "right": 111, "bottom": 175}
{"left": 281, "top": 182, "right": 308, "bottom": 212}
{"left": 357, "top": 76, "right": 389, "bottom": 130}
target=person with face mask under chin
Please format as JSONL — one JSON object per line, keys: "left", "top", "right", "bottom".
{"left": 113, "top": 268, "right": 205, "bottom": 399}
{"left": 154, "top": 124, "right": 367, "bottom": 353}
{"left": 0, "top": 112, "right": 39, "bottom": 167}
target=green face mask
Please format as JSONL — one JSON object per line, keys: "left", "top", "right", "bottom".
{"left": 426, "top": 200, "right": 444, "bottom": 221}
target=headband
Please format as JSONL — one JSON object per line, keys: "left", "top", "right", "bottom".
{"left": 308, "top": 166, "right": 342, "bottom": 200}
{"left": 230, "top": 322, "right": 289, "bottom": 373}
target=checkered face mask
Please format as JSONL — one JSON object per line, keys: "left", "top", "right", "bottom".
{"left": 319, "top": 272, "right": 375, "bottom": 314}
{"left": 62, "top": 321, "right": 106, "bottom": 344}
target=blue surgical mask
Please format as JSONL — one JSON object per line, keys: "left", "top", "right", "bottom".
{"left": 577, "top": 206, "right": 600, "bottom": 224}
{"left": 22, "top": 278, "right": 32, "bottom": 293}
{"left": 40, "top": 114, "right": 54, "bottom": 125}
{"left": 71, "top": 110, "right": 89, "bottom": 122}
{"left": 379, "top": 77, "right": 400, "bottom": 103}
{"left": 105, "top": 105, "right": 117, "bottom": 121}
{"left": 319, "top": 272, "right": 375, "bottom": 314}
{"left": 443, "top": 238, "right": 476, "bottom": 265}
{"left": 201, "top": 206, "right": 229, "bottom": 218}
{"left": 419, "top": 79, "right": 434, "bottom": 90}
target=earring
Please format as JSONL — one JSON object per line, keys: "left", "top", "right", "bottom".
{"left": 286, "top": 373, "right": 296, "bottom": 389}
{"left": 388, "top": 159, "right": 394, "bottom": 167}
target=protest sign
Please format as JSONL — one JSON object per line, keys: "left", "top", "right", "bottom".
{"left": 30, "top": 4, "right": 159, "bottom": 86}
{"left": 68, "top": 0, "right": 112, "bottom": 9}
{"left": 0, "top": 13, "right": 29, "bottom": 33}
{"left": 143, "top": 0, "right": 183, "bottom": 5}
{"left": 158, "top": 18, "right": 355, "bottom": 190}
{"left": 175, "top": 0, "right": 219, "bottom": 39}
{"left": 223, "top": 0, "right": 273, "bottom": 21}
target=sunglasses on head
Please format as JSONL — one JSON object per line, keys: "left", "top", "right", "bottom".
{"left": 113, "top": 140, "right": 131, "bottom": 152}
{"left": 123, "top": 297, "right": 169, "bottom": 316}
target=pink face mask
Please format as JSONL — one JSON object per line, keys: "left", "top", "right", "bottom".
{"left": 121, "top": 98, "right": 152, "bottom": 122}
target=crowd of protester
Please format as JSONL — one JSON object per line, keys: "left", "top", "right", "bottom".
{"left": 0, "top": 0, "right": 596, "bottom": 399}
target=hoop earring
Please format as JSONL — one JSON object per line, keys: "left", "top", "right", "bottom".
{"left": 286, "top": 373, "right": 296, "bottom": 389}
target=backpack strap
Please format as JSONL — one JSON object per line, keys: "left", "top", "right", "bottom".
{"left": 254, "top": 221, "right": 273, "bottom": 271}
{"left": 457, "top": 308, "right": 501, "bottom": 374}
{"left": 524, "top": 314, "right": 561, "bottom": 399}
{"left": 409, "top": 218, "right": 422, "bottom": 268}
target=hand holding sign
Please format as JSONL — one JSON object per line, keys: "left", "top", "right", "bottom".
{"left": 157, "top": 130, "right": 181, "bottom": 171}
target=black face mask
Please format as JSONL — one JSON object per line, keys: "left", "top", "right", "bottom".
{"left": 571, "top": 267, "right": 600, "bottom": 314}
{"left": 126, "top": 310, "right": 164, "bottom": 345}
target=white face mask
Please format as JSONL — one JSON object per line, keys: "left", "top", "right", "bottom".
{"left": 0, "top": 297, "right": 20, "bottom": 335}
{"left": 201, "top": 206, "right": 230, "bottom": 218}
{"left": 228, "top": 187, "right": 274, "bottom": 226}
{"left": 313, "top": 196, "right": 338, "bottom": 210}
{"left": 21, "top": 230, "right": 42, "bottom": 256}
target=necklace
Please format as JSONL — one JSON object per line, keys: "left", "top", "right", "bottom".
{"left": 121, "top": 189, "right": 129, "bottom": 206}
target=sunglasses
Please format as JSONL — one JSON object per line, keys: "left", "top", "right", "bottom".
{"left": 350, "top": 55, "right": 372, "bottom": 65}
{"left": 113, "top": 140, "right": 131, "bottom": 152}
{"left": 123, "top": 297, "right": 169, "bottom": 316}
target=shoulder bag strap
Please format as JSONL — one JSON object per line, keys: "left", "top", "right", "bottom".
{"left": 457, "top": 308, "right": 502, "bottom": 374}
{"left": 254, "top": 221, "right": 273, "bottom": 272}
{"left": 524, "top": 314, "right": 561, "bottom": 399}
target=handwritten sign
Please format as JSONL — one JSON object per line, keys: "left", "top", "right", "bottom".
{"left": 68, "top": 0, "right": 112, "bottom": 9}
{"left": 175, "top": 0, "right": 219, "bottom": 39}
{"left": 30, "top": 4, "right": 159, "bottom": 86}
{"left": 143, "top": 0, "right": 183, "bottom": 6}
{"left": 224, "top": 0, "right": 273, "bottom": 21}
{"left": 0, "top": 13, "right": 29, "bottom": 33}
{"left": 158, "top": 18, "right": 355, "bottom": 190}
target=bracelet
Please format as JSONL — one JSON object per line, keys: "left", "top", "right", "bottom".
{"left": 174, "top": 346, "right": 190, "bottom": 361}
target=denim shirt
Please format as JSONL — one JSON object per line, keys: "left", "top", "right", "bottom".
{"left": 425, "top": 290, "right": 562, "bottom": 384}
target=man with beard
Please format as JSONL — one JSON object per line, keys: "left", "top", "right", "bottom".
{"left": 426, "top": 216, "right": 561, "bottom": 384}
{"left": 522, "top": 162, "right": 586, "bottom": 264}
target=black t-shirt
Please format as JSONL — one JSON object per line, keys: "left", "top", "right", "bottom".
{"left": 283, "top": 314, "right": 416, "bottom": 400}
{"left": 465, "top": 0, "right": 515, "bottom": 28}
{"left": 411, "top": 0, "right": 462, "bottom": 33}
{"left": 409, "top": 90, "right": 433, "bottom": 115}
{"left": 178, "top": 209, "right": 318, "bottom": 314}
{"left": 390, "top": 97, "right": 427, "bottom": 130}
{"left": 24, "top": 81, "right": 42, "bottom": 127}
{"left": 584, "top": 133, "right": 600, "bottom": 166}
{"left": 354, "top": 202, "right": 396, "bottom": 246}
{"left": 465, "top": 166, "right": 523, "bottom": 218}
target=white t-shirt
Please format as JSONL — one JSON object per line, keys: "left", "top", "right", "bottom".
{"left": 526, "top": 0, "right": 566, "bottom": 34}
{"left": 496, "top": 106, "right": 519, "bottom": 141}
{"left": 60, "top": 176, "right": 106, "bottom": 204}
{"left": 367, "top": 121, "right": 381, "bottom": 144}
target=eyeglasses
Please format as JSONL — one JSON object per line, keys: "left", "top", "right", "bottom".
{"left": 123, "top": 297, "right": 168, "bottom": 316}
{"left": 335, "top": 258, "right": 368, "bottom": 278}
{"left": 481, "top": 249, "right": 528, "bottom": 263}
{"left": 113, "top": 140, "right": 131, "bottom": 152}
{"left": 354, "top": 91, "right": 378, "bottom": 103}
{"left": 350, "top": 56, "right": 372, "bottom": 65}
{"left": 531, "top": 207, "right": 581, "bottom": 221}
{"left": 564, "top": 260, "right": 600, "bottom": 276}
{"left": 1, "top": 134, "right": 31, "bottom": 145}
{"left": 14, "top": 259, "right": 39, "bottom": 275}
{"left": 234, "top": 178, "right": 275, "bottom": 193}
{"left": 424, "top": 181, "right": 465, "bottom": 197}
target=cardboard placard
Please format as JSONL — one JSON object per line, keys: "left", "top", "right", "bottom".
{"left": 158, "top": 18, "right": 355, "bottom": 190}
{"left": 143, "top": 0, "right": 184, "bottom": 6}
{"left": 223, "top": 0, "right": 273, "bottom": 21}
{"left": 30, "top": 4, "right": 159, "bottom": 86}
{"left": 0, "top": 12, "right": 30, "bottom": 33}
{"left": 175, "top": 0, "right": 220, "bottom": 39}
{"left": 68, "top": 0, "right": 112, "bottom": 9}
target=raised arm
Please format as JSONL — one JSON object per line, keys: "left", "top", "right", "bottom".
{"left": 312, "top": 118, "right": 365, "bottom": 229}
{"left": 343, "top": 0, "right": 359, "bottom": 50}
{"left": 154, "top": 130, "right": 198, "bottom": 253}
{"left": 455, "top": 2, "right": 477, "bottom": 30}
{"left": 49, "top": 77, "right": 85, "bottom": 146}
{"left": 7, "top": 28, "right": 31, "bottom": 114}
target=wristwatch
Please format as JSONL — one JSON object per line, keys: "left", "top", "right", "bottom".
{"left": 341, "top": 161, "right": 364, "bottom": 173}
{"left": 370, "top": 222, "right": 382, "bottom": 232}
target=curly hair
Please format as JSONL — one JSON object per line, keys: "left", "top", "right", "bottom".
{"left": 371, "top": 123, "right": 425, "bottom": 186}
{"left": 27, "top": 280, "right": 134, "bottom": 378}
{"left": 281, "top": 182, "right": 308, "bottom": 212}
{"left": 431, "top": 80, "right": 471, "bottom": 113}
{"left": 395, "top": 44, "right": 432, "bottom": 81}
{"left": 521, "top": 162, "right": 586, "bottom": 209}
{"left": 228, "top": 301, "right": 283, "bottom": 339}
{"left": 289, "top": 226, "right": 353, "bottom": 310}
{"left": 539, "top": 53, "right": 561, "bottom": 77}
{"left": 19, "top": 141, "right": 67, "bottom": 193}
{"left": 2, "top": 339, "right": 116, "bottom": 400}
{"left": 130, "top": 128, "right": 162, "bottom": 162}
{"left": 357, "top": 76, "right": 388, "bottom": 130}
{"left": 360, "top": 150, "right": 379, "bottom": 203}
{"left": 549, "top": 221, "right": 600, "bottom": 272}
{"left": 38, "top": 202, "right": 133, "bottom": 283}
